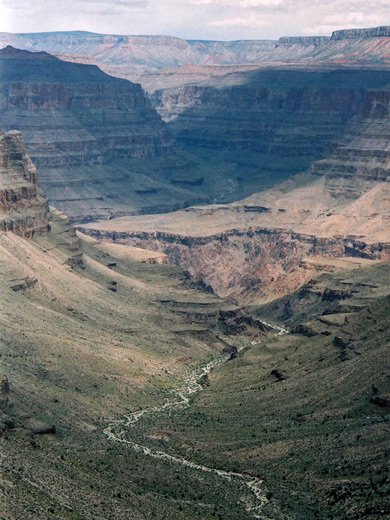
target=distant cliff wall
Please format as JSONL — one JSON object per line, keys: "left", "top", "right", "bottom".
{"left": 278, "top": 36, "right": 330, "bottom": 46}
{"left": 331, "top": 26, "right": 390, "bottom": 41}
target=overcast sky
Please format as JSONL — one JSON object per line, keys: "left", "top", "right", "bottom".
{"left": 1, "top": 0, "right": 390, "bottom": 40}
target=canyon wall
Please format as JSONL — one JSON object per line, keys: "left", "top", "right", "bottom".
{"left": 0, "top": 129, "right": 49, "bottom": 237}
{"left": 151, "top": 69, "right": 390, "bottom": 202}
{"left": 1, "top": 28, "right": 390, "bottom": 92}
{"left": 310, "top": 88, "right": 390, "bottom": 198}
{"left": 78, "top": 65, "right": 390, "bottom": 303}
{"left": 0, "top": 31, "right": 289, "bottom": 75}
{"left": 0, "top": 46, "right": 209, "bottom": 222}
{"left": 79, "top": 224, "right": 390, "bottom": 302}
{"left": 2, "top": 27, "right": 390, "bottom": 78}
{"left": 331, "top": 26, "right": 390, "bottom": 40}
{"left": 2, "top": 42, "right": 390, "bottom": 222}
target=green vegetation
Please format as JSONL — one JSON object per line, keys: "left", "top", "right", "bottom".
{"left": 0, "top": 210, "right": 259, "bottom": 519}
{"left": 1, "top": 212, "right": 389, "bottom": 519}
{"left": 117, "top": 295, "right": 390, "bottom": 519}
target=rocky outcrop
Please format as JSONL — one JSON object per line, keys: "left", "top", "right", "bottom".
{"left": 371, "top": 394, "right": 390, "bottom": 408}
{"left": 10, "top": 276, "right": 39, "bottom": 291}
{"left": 331, "top": 26, "right": 390, "bottom": 41}
{"left": 0, "top": 129, "right": 49, "bottom": 237}
{"left": 78, "top": 223, "right": 390, "bottom": 301}
{"left": 255, "top": 260, "right": 390, "bottom": 333}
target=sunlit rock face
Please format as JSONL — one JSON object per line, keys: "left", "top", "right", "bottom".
{"left": 0, "top": 129, "right": 49, "bottom": 237}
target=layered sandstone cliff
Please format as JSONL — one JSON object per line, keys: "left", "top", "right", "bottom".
{"left": 0, "top": 129, "right": 49, "bottom": 237}
{"left": 331, "top": 26, "right": 390, "bottom": 40}
{"left": 310, "top": 88, "right": 390, "bottom": 198}
{"left": 151, "top": 69, "right": 390, "bottom": 202}
{"left": 0, "top": 46, "right": 206, "bottom": 222}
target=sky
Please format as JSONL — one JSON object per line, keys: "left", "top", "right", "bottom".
{"left": 1, "top": 0, "right": 390, "bottom": 41}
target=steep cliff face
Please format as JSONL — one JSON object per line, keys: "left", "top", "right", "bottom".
{"left": 310, "top": 88, "right": 390, "bottom": 197}
{"left": 151, "top": 69, "right": 390, "bottom": 202}
{"left": 0, "top": 45, "right": 171, "bottom": 162}
{"left": 78, "top": 223, "right": 389, "bottom": 302}
{"left": 278, "top": 36, "right": 330, "bottom": 46}
{"left": 331, "top": 26, "right": 390, "bottom": 40}
{"left": 300, "top": 26, "right": 390, "bottom": 68}
{"left": 0, "top": 46, "right": 211, "bottom": 222}
{"left": 0, "top": 129, "right": 49, "bottom": 237}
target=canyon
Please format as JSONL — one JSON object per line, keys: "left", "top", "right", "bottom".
{"left": 0, "top": 46, "right": 209, "bottom": 223}
{"left": 78, "top": 65, "right": 390, "bottom": 303}
{"left": 2, "top": 30, "right": 390, "bottom": 302}
{"left": 0, "top": 126, "right": 275, "bottom": 519}
{"left": 1, "top": 25, "right": 390, "bottom": 520}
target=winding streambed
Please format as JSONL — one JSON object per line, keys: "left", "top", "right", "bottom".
{"left": 104, "top": 322, "right": 287, "bottom": 518}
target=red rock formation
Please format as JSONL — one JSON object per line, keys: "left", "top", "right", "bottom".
{"left": 78, "top": 222, "right": 390, "bottom": 302}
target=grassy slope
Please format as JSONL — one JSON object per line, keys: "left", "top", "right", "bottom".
{"left": 1, "top": 213, "right": 389, "bottom": 519}
{"left": 119, "top": 272, "right": 390, "bottom": 519}
{"left": 0, "top": 212, "right": 262, "bottom": 520}
{"left": 251, "top": 260, "right": 390, "bottom": 329}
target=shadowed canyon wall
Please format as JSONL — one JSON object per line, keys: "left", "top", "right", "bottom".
{"left": 151, "top": 69, "right": 390, "bottom": 201}
{"left": 0, "top": 46, "right": 209, "bottom": 223}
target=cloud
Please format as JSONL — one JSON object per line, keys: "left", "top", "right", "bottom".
{"left": 209, "top": 15, "right": 268, "bottom": 28}
{"left": 187, "top": 0, "right": 288, "bottom": 7}
{"left": 0, "top": 0, "right": 389, "bottom": 41}
{"left": 79, "top": 0, "right": 148, "bottom": 5}
{"left": 303, "top": 7, "right": 387, "bottom": 35}
{"left": 238, "top": 0, "right": 287, "bottom": 8}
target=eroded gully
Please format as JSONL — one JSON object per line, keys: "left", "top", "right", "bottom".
{"left": 104, "top": 320, "right": 288, "bottom": 519}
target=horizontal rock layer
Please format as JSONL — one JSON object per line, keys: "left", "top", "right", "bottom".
{"left": 331, "top": 26, "right": 390, "bottom": 40}
{"left": 0, "top": 47, "right": 210, "bottom": 222}
{"left": 78, "top": 224, "right": 390, "bottom": 302}
{"left": 0, "top": 129, "right": 49, "bottom": 237}
{"left": 310, "top": 89, "right": 390, "bottom": 197}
